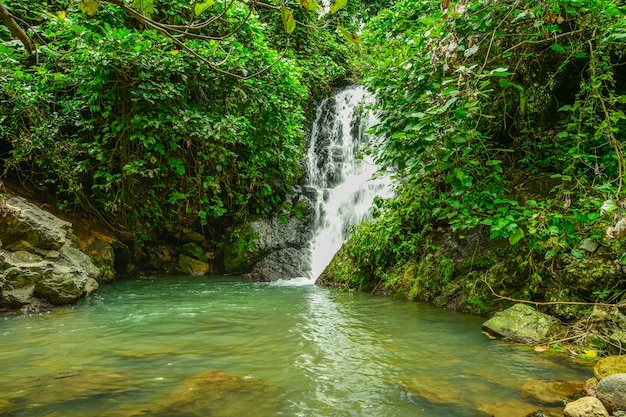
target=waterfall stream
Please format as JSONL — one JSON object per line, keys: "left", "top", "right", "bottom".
{"left": 305, "top": 86, "right": 393, "bottom": 281}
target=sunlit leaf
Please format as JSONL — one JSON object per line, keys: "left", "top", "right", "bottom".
{"left": 58, "top": 10, "right": 66, "bottom": 19}
{"left": 80, "top": 0, "right": 100, "bottom": 15}
{"left": 281, "top": 5, "right": 296, "bottom": 34}
{"left": 132, "top": 0, "right": 156, "bottom": 18}
{"left": 194, "top": 0, "right": 215, "bottom": 16}
{"left": 509, "top": 227, "right": 525, "bottom": 245}
{"left": 337, "top": 24, "right": 362, "bottom": 45}
{"left": 330, "top": 0, "right": 347, "bottom": 14}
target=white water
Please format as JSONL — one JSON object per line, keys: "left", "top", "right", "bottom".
{"left": 305, "top": 86, "right": 393, "bottom": 281}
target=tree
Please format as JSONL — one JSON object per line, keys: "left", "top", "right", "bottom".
{"left": 0, "top": 0, "right": 354, "bottom": 78}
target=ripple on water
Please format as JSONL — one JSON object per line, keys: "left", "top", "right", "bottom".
{"left": 0, "top": 276, "right": 592, "bottom": 417}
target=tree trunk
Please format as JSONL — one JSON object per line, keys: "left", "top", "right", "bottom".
{"left": 0, "top": 1, "right": 35, "bottom": 55}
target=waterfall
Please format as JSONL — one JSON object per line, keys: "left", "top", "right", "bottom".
{"left": 305, "top": 86, "right": 393, "bottom": 281}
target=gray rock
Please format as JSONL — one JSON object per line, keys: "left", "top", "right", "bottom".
{"left": 223, "top": 215, "right": 313, "bottom": 277}
{"left": 1, "top": 285, "right": 35, "bottom": 308}
{"left": 563, "top": 396, "right": 609, "bottom": 417}
{"left": 245, "top": 248, "right": 311, "bottom": 282}
{"left": 482, "top": 303, "right": 563, "bottom": 344}
{"left": 596, "top": 373, "right": 626, "bottom": 414}
{"left": 0, "top": 197, "right": 71, "bottom": 250}
{"left": 0, "top": 203, "right": 102, "bottom": 308}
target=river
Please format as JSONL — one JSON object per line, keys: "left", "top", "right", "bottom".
{"left": 0, "top": 276, "right": 591, "bottom": 417}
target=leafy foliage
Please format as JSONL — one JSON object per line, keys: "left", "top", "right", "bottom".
{"left": 0, "top": 0, "right": 351, "bottom": 247}
{"left": 333, "top": 0, "right": 626, "bottom": 308}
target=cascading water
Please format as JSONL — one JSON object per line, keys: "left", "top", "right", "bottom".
{"left": 305, "top": 86, "right": 393, "bottom": 281}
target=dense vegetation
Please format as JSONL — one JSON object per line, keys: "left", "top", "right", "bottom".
{"left": 2, "top": 0, "right": 625, "bottom": 347}
{"left": 0, "top": 0, "right": 355, "bottom": 258}
{"left": 322, "top": 0, "right": 626, "bottom": 333}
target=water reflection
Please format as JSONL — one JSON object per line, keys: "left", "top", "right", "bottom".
{"left": 0, "top": 277, "right": 592, "bottom": 417}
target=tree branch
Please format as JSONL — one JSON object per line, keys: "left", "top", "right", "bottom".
{"left": 0, "top": 1, "right": 35, "bottom": 55}
{"left": 482, "top": 278, "right": 624, "bottom": 308}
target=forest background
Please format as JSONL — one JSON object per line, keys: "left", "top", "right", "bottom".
{"left": 1, "top": 0, "right": 626, "bottom": 353}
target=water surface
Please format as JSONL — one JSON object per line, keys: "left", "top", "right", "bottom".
{"left": 0, "top": 276, "right": 591, "bottom": 416}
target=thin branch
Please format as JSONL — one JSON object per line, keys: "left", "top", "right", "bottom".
{"left": 482, "top": 278, "right": 624, "bottom": 308}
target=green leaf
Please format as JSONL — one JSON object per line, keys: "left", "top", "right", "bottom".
{"left": 300, "top": 0, "right": 320, "bottom": 11}
{"left": 132, "top": 0, "right": 156, "bottom": 18}
{"left": 509, "top": 227, "right": 525, "bottom": 245}
{"left": 80, "top": 0, "right": 100, "bottom": 15}
{"left": 337, "top": 25, "right": 362, "bottom": 45}
{"left": 281, "top": 5, "right": 296, "bottom": 34}
{"left": 194, "top": 0, "right": 215, "bottom": 16}
{"left": 551, "top": 44, "right": 564, "bottom": 52}
{"left": 489, "top": 67, "right": 511, "bottom": 77}
{"left": 330, "top": 0, "right": 347, "bottom": 14}
{"left": 571, "top": 249, "right": 586, "bottom": 259}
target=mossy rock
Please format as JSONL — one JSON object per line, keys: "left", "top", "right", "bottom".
{"left": 559, "top": 257, "right": 623, "bottom": 296}
{"left": 176, "top": 254, "right": 209, "bottom": 276}
{"left": 222, "top": 225, "right": 262, "bottom": 274}
{"left": 594, "top": 355, "right": 626, "bottom": 380}
{"left": 482, "top": 303, "right": 563, "bottom": 344}
{"left": 181, "top": 242, "right": 204, "bottom": 260}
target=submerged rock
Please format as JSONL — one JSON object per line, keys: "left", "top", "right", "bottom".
{"left": 142, "top": 370, "right": 281, "bottom": 417}
{"left": 520, "top": 379, "right": 581, "bottom": 406}
{"left": 482, "top": 304, "right": 563, "bottom": 344}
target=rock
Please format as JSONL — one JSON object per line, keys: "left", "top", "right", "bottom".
{"left": 0, "top": 200, "right": 102, "bottom": 308}
{"left": 559, "top": 258, "right": 623, "bottom": 298}
{"left": 482, "top": 304, "right": 563, "bottom": 344}
{"left": 594, "top": 355, "right": 626, "bottom": 380}
{"left": 181, "top": 242, "right": 204, "bottom": 260}
{"left": 244, "top": 247, "right": 310, "bottom": 282}
{"left": 176, "top": 254, "right": 210, "bottom": 276}
{"left": 563, "top": 396, "right": 609, "bottom": 417}
{"left": 143, "top": 370, "right": 281, "bottom": 417}
{"left": 223, "top": 216, "right": 312, "bottom": 277}
{"left": 73, "top": 229, "right": 130, "bottom": 283}
{"left": 596, "top": 373, "right": 626, "bottom": 414}
{"left": 521, "top": 379, "right": 581, "bottom": 406}
{"left": 0, "top": 197, "right": 71, "bottom": 250}
{"left": 583, "top": 377, "right": 599, "bottom": 397}
{"left": 1, "top": 285, "right": 35, "bottom": 308}
{"left": 4, "top": 370, "right": 134, "bottom": 406}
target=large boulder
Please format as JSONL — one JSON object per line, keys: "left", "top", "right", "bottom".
{"left": 563, "top": 396, "right": 609, "bottom": 417}
{"left": 244, "top": 247, "right": 310, "bottom": 281}
{"left": 223, "top": 215, "right": 312, "bottom": 280}
{"left": 596, "top": 373, "right": 626, "bottom": 414}
{"left": 0, "top": 197, "right": 103, "bottom": 309}
{"left": 482, "top": 303, "right": 563, "bottom": 344}
{"left": 0, "top": 197, "right": 71, "bottom": 251}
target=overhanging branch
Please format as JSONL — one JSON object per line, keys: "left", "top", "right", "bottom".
{"left": 0, "top": 1, "right": 36, "bottom": 55}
